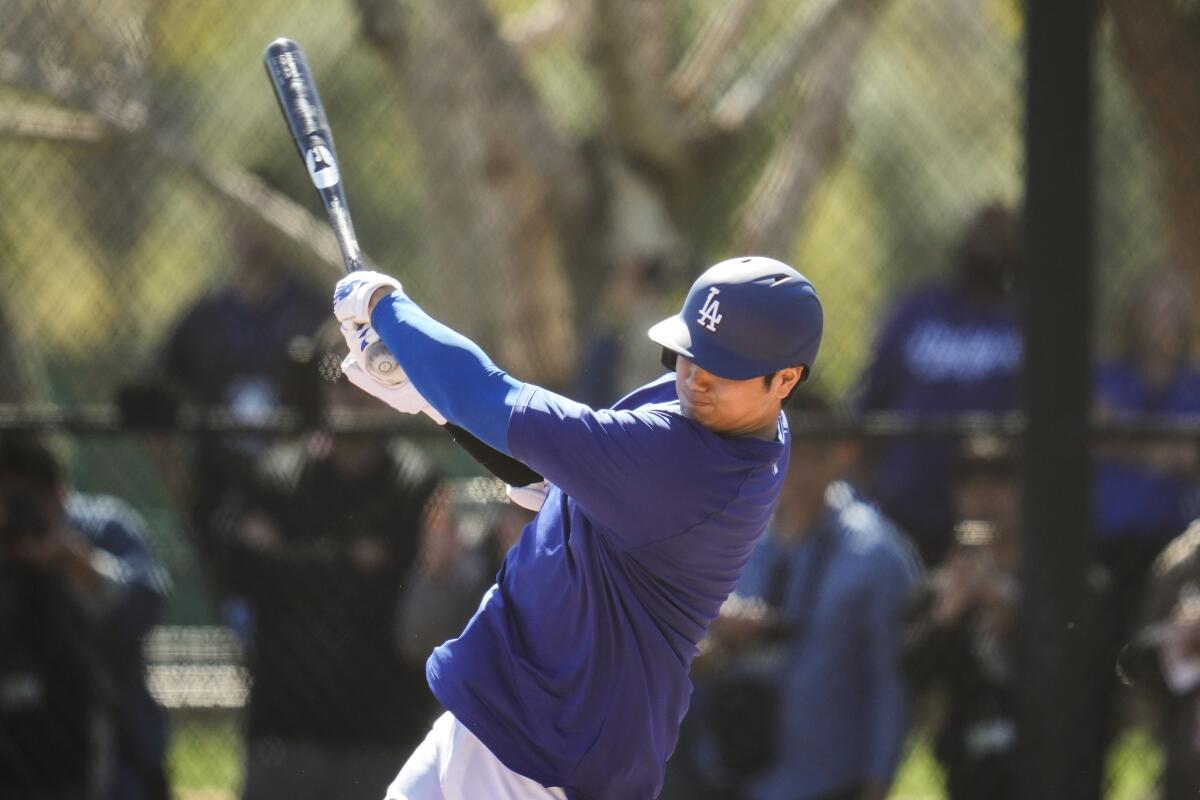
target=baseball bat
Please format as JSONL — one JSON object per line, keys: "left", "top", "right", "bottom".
{"left": 263, "top": 37, "right": 402, "bottom": 385}
{"left": 263, "top": 38, "right": 544, "bottom": 489}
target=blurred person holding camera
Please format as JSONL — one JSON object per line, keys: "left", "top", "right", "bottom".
{"left": 0, "top": 436, "right": 170, "bottom": 800}
{"left": 680, "top": 394, "right": 920, "bottom": 800}
{"left": 856, "top": 203, "right": 1022, "bottom": 566}
{"left": 901, "top": 436, "right": 1024, "bottom": 800}
{"left": 219, "top": 323, "right": 446, "bottom": 800}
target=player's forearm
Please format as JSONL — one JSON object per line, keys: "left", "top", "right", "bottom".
{"left": 371, "top": 291, "right": 524, "bottom": 454}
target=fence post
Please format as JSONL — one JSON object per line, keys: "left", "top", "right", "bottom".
{"left": 1018, "top": 2, "right": 1098, "bottom": 799}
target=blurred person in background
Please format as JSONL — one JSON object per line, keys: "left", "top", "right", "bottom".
{"left": 220, "top": 323, "right": 445, "bottom": 800}
{"left": 677, "top": 393, "right": 920, "bottom": 800}
{"left": 0, "top": 435, "right": 170, "bottom": 800}
{"left": 902, "top": 436, "right": 1023, "bottom": 800}
{"left": 1092, "top": 268, "right": 1200, "bottom": 766}
{"left": 397, "top": 498, "right": 533, "bottom": 666}
{"left": 1121, "top": 520, "right": 1200, "bottom": 799}
{"left": 572, "top": 255, "right": 677, "bottom": 408}
{"left": 856, "top": 202, "right": 1022, "bottom": 566}
{"left": 143, "top": 219, "right": 326, "bottom": 640}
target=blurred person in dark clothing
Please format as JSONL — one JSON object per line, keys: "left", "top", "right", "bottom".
{"left": 902, "top": 436, "right": 1022, "bottom": 800}
{"left": 856, "top": 203, "right": 1022, "bottom": 566}
{"left": 676, "top": 394, "right": 921, "bottom": 800}
{"left": 0, "top": 436, "right": 170, "bottom": 800}
{"left": 149, "top": 221, "right": 326, "bottom": 639}
{"left": 1122, "top": 520, "right": 1200, "bottom": 799}
{"left": 222, "top": 325, "right": 445, "bottom": 800}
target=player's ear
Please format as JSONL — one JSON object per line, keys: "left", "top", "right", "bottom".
{"left": 771, "top": 366, "right": 803, "bottom": 400}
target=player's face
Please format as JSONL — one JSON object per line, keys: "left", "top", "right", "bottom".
{"left": 675, "top": 357, "right": 786, "bottom": 439}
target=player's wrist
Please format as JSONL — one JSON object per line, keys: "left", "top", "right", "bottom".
{"left": 368, "top": 285, "right": 395, "bottom": 317}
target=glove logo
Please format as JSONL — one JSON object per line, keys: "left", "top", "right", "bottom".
{"left": 334, "top": 280, "right": 364, "bottom": 309}
{"left": 697, "top": 287, "right": 723, "bottom": 332}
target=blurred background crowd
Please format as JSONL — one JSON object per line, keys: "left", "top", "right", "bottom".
{"left": 1, "top": 1, "right": 1198, "bottom": 798}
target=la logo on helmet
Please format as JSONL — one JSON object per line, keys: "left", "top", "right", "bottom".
{"left": 697, "top": 288, "right": 723, "bottom": 332}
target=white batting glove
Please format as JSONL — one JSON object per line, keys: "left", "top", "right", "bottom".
{"left": 506, "top": 480, "right": 550, "bottom": 512}
{"left": 340, "top": 321, "right": 406, "bottom": 386}
{"left": 341, "top": 354, "right": 447, "bottom": 425}
{"left": 333, "top": 270, "right": 403, "bottom": 325}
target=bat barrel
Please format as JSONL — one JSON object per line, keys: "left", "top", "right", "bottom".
{"left": 264, "top": 37, "right": 362, "bottom": 274}
{"left": 264, "top": 38, "right": 331, "bottom": 153}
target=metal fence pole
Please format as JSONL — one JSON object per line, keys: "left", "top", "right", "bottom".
{"left": 1018, "top": 2, "right": 1098, "bottom": 798}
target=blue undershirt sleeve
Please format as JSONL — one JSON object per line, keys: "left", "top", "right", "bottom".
{"left": 369, "top": 291, "right": 526, "bottom": 454}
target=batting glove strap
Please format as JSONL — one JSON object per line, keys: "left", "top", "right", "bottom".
{"left": 333, "top": 270, "right": 403, "bottom": 325}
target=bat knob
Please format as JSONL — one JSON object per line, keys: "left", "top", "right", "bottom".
{"left": 363, "top": 341, "right": 406, "bottom": 386}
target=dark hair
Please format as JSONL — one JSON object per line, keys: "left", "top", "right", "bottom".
{"left": 0, "top": 435, "right": 64, "bottom": 493}
{"left": 762, "top": 368, "right": 805, "bottom": 406}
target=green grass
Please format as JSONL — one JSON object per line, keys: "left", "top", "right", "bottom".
{"left": 167, "top": 713, "right": 1160, "bottom": 799}
{"left": 168, "top": 712, "right": 242, "bottom": 799}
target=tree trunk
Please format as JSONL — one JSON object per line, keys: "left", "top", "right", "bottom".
{"left": 357, "top": 0, "right": 590, "bottom": 386}
{"left": 1110, "top": 1, "right": 1200, "bottom": 288}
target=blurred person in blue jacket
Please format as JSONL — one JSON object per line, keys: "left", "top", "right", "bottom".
{"left": 856, "top": 203, "right": 1022, "bottom": 566}
{"left": 681, "top": 393, "right": 921, "bottom": 800}
{"left": 1095, "top": 268, "right": 1200, "bottom": 598}
{"left": 0, "top": 435, "right": 171, "bottom": 800}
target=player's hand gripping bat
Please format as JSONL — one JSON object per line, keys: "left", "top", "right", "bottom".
{"left": 263, "top": 37, "right": 403, "bottom": 385}
{"left": 263, "top": 38, "right": 543, "bottom": 490}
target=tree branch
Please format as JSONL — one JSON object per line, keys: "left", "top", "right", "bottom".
{"left": 161, "top": 143, "right": 359, "bottom": 279}
{"left": 501, "top": 0, "right": 586, "bottom": 55}
{"left": 667, "top": 0, "right": 763, "bottom": 109}
{"left": 0, "top": 103, "right": 109, "bottom": 142}
{"left": 1110, "top": 0, "right": 1200, "bottom": 284}
{"left": 589, "top": 0, "right": 688, "bottom": 174}
{"left": 0, "top": 45, "right": 357, "bottom": 281}
{"left": 708, "top": 0, "right": 853, "bottom": 135}
{"left": 0, "top": 47, "right": 147, "bottom": 133}
{"left": 733, "top": 0, "right": 885, "bottom": 256}
{"left": 355, "top": 0, "right": 588, "bottom": 384}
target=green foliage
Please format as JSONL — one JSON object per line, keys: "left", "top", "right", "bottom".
{"left": 0, "top": 0, "right": 1170, "bottom": 403}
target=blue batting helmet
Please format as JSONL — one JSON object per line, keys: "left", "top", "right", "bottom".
{"left": 648, "top": 256, "right": 823, "bottom": 381}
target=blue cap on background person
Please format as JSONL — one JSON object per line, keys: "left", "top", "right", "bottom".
{"left": 648, "top": 256, "right": 823, "bottom": 381}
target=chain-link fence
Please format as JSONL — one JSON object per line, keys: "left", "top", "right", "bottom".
{"left": 1, "top": 0, "right": 1198, "bottom": 798}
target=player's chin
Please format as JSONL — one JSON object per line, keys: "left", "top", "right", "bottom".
{"left": 684, "top": 401, "right": 722, "bottom": 429}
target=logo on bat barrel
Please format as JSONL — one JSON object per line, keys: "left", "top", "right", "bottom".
{"left": 305, "top": 145, "right": 340, "bottom": 189}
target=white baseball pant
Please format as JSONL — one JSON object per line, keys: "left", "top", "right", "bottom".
{"left": 385, "top": 711, "right": 568, "bottom": 800}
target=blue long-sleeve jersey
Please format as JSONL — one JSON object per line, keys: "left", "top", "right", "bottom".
{"left": 371, "top": 292, "right": 790, "bottom": 799}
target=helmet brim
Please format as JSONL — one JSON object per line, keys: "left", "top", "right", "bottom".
{"left": 647, "top": 315, "right": 694, "bottom": 359}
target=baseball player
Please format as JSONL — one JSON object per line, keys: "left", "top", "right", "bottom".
{"left": 332, "top": 256, "right": 823, "bottom": 800}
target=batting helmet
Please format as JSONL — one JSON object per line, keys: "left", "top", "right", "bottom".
{"left": 647, "top": 256, "right": 823, "bottom": 381}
